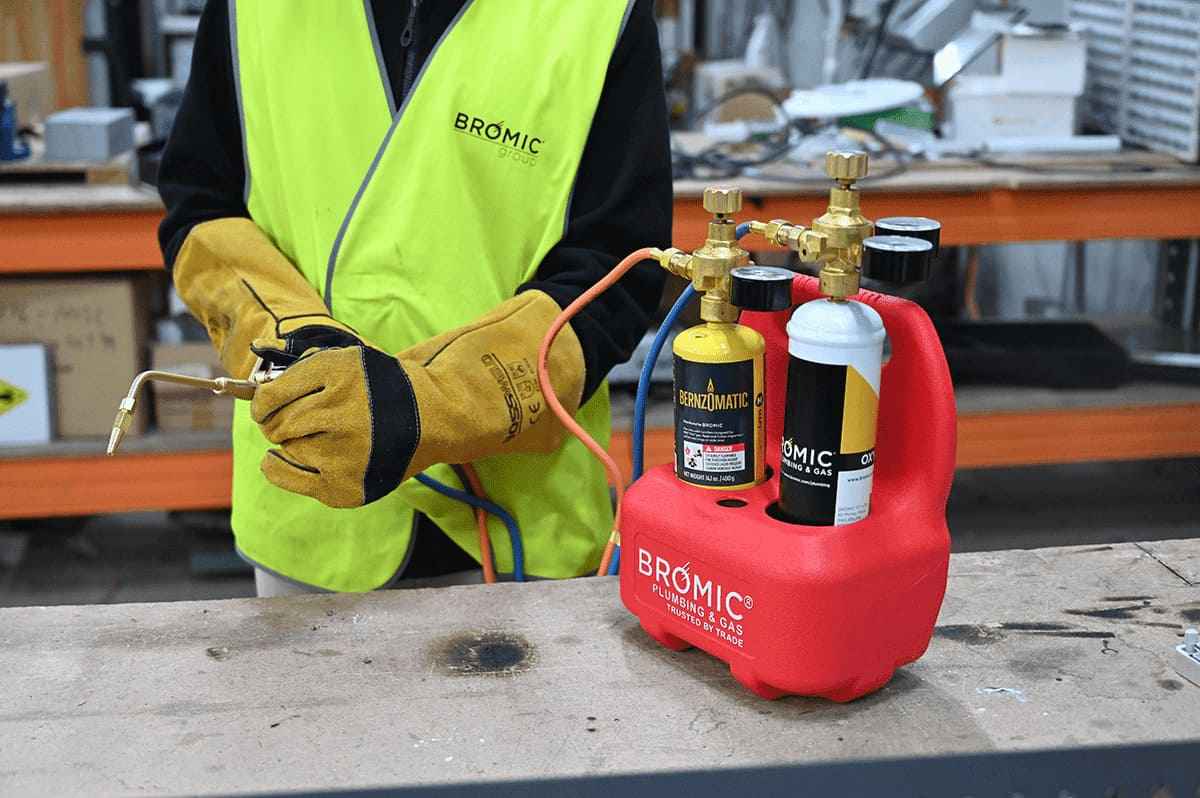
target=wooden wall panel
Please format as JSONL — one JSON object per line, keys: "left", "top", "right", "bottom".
{"left": 0, "top": 0, "right": 89, "bottom": 110}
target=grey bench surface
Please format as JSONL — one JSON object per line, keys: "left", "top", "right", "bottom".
{"left": 2, "top": 539, "right": 1198, "bottom": 796}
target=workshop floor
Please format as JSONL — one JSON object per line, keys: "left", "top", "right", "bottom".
{"left": 1, "top": 457, "right": 1197, "bottom": 607}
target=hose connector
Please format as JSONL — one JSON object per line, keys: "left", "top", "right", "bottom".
{"left": 747, "top": 220, "right": 829, "bottom": 262}
{"left": 748, "top": 219, "right": 796, "bottom": 246}
{"left": 654, "top": 247, "right": 693, "bottom": 279}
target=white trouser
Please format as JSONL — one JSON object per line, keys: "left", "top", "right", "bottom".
{"left": 254, "top": 568, "right": 322, "bottom": 597}
{"left": 253, "top": 567, "right": 484, "bottom": 597}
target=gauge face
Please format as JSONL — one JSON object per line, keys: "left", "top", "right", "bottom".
{"left": 862, "top": 235, "right": 934, "bottom": 284}
{"left": 864, "top": 235, "right": 933, "bottom": 253}
{"left": 731, "top": 266, "right": 793, "bottom": 311}
{"left": 732, "top": 266, "right": 793, "bottom": 282}
{"left": 876, "top": 216, "right": 941, "bottom": 235}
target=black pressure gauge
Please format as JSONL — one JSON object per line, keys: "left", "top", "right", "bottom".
{"left": 731, "top": 266, "right": 793, "bottom": 311}
{"left": 875, "top": 217, "right": 941, "bottom": 256}
{"left": 862, "top": 235, "right": 934, "bottom": 284}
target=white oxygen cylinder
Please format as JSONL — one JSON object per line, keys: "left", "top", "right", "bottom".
{"left": 778, "top": 297, "right": 884, "bottom": 526}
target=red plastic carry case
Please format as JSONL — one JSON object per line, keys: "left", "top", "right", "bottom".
{"left": 620, "top": 275, "right": 956, "bottom": 701}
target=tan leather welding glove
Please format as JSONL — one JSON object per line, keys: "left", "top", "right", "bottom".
{"left": 249, "top": 290, "right": 585, "bottom": 508}
{"left": 172, "top": 218, "right": 361, "bottom": 379}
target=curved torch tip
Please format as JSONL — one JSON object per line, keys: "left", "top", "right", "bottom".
{"left": 106, "top": 407, "right": 133, "bottom": 456}
{"left": 104, "top": 368, "right": 262, "bottom": 455}
{"left": 105, "top": 426, "right": 123, "bottom": 456}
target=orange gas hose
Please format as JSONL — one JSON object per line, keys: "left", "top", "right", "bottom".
{"left": 460, "top": 463, "right": 497, "bottom": 584}
{"left": 963, "top": 246, "right": 982, "bottom": 320}
{"left": 537, "top": 247, "right": 660, "bottom": 577}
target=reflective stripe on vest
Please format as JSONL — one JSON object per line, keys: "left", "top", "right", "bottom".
{"left": 229, "top": 0, "right": 631, "bottom": 591}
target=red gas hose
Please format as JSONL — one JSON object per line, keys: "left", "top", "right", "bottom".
{"left": 536, "top": 247, "right": 661, "bottom": 577}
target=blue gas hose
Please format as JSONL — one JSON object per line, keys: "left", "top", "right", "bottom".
{"left": 631, "top": 284, "right": 697, "bottom": 482}
{"left": 415, "top": 473, "right": 525, "bottom": 582}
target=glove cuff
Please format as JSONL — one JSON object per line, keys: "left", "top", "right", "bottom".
{"left": 173, "top": 218, "right": 352, "bottom": 379}
{"left": 360, "top": 347, "right": 420, "bottom": 504}
{"left": 252, "top": 317, "right": 363, "bottom": 368}
{"left": 396, "top": 290, "right": 585, "bottom": 479}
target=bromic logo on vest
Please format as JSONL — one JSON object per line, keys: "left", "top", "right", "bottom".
{"left": 678, "top": 378, "right": 750, "bottom": 413}
{"left": 453, "top": 113, "right": 543, "bottom": 166}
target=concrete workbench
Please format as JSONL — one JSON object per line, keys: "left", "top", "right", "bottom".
{"left": 2, "top": 540, "right": 1198, "bottom": 795}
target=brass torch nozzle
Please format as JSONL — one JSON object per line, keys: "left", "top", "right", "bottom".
{"left": 105, "top": 369, "right": 264, "bottom": 455}
{"left": 106, "top": 397, "right": 137, "bottom": 456}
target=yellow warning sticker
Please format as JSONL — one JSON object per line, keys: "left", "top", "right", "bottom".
{"left": 0, "top": 379, "right": 28, "bottom": 416}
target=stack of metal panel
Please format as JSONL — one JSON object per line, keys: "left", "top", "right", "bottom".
{"left": 1070, "top": 0, "right": 1200, "bottom": 161}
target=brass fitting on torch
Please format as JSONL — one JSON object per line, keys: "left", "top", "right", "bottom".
{"left": 657, "top": 151, "right": 876, "bottom": 304}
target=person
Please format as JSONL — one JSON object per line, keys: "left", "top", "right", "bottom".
{"left": 157, "top": 0, "right": 671, "bottom": 595}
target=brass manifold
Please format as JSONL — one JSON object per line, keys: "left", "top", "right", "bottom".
{"left": 654, "top": 150, "right": 874, "bottom": 318}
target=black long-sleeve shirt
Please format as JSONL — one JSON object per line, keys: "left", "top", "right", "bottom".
{"left": 158, "top": 0, "right": 672, "bottom": 401}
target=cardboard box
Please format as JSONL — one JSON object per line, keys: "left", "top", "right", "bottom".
{"left": 0, "top": 277, "right": 149, "bottom": 439}
{"left": 0, "top": 62, "right": 53, "bottom": 126}
{"left": 151, "top": 342, "right": 232, "bottom": 433}
{"left": 0, "top": 342, "right": 53, "bottom": 446}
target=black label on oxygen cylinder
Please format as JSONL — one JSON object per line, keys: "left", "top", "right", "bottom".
{"left": 778, "top": 356, "right": 877, "bottom": 525}
{"left": 674, "top": 358, "right": 755, "bottom": 487}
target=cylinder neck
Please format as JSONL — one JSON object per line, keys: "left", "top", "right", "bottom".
{"left": 699, "top": 293, "right": 739, "bottom": 324}
{"left": 818, "top": 264, "right": 861, "bottom": 299}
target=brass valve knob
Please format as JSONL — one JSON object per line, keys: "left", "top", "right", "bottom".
{"left": 703, "top": 186, "right": 742, "bottom": 216}
{"left": 825, "top": 150, "right": 869, "bottom": 182}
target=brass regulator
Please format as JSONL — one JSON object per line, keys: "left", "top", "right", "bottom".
{"left": 654, "top": 150, "right": 878, "bottom": 304}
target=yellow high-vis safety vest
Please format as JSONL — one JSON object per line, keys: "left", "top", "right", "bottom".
{"left": 229, "top": 0, "right": 633, "bottom": 590}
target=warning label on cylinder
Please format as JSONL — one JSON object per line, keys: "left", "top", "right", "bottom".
{"left": 681, "top": 441, "right": 745, "bottom": 472}
{"left": 674, "top": 359, "right": 759, "bottom": 487}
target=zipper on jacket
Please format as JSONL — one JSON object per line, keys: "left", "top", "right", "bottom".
{"left": 399, "top": 0, "right": 421, "bottom": 103}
